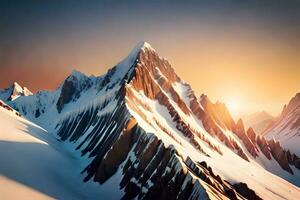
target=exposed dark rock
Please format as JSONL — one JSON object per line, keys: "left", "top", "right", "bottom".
{"left": 235, "top": 119, "right": 258, "bottom": 158}
{"left": 233, "top": 182, "right": 263, "bottom": 200}
{"left": 35, "top": 109, "right": 40, "bottom": 118}
{"left": 94, "top": 118, "right": 138, "bottom": 183}
{"left": 56, "top": 79, "right": 78, "bottom": 113}
{"left": 268, "top": 139, "right": 293, "bottom": 174}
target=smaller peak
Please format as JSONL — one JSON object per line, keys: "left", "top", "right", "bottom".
{"left": 11, "top": 81, "right": 23, "bottom": 92}
{"left": 290, "top": 92, "right": 300, "bottom": 101}
{"left": 199, "top": 94, "right": 212, "bottom": 105}
{"left": 247, "top": 127, "right": 255, "bottom": 134}
{"left": 6, "top": 81, "right": 32, "bottom": 100}
{"left": 236, "top": 118, "right": 246, "bottom": 133}
{"left": 200, "top": 94, "right": 208, "bottom": 100}
{"left": 283, "top": 92, "right": 300, "bottom": 114}
{"left": 293, "top": 92, "right": 300, "bottom": 100}
{"left": 236, "top": 118, "right": 244, "bottom": 126}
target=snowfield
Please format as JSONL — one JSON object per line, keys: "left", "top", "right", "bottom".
{"left": 0, "top": 104, "right": 109, "bottom": 199}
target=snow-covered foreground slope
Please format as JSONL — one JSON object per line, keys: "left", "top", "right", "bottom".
{"left": 2, "top": 42, "right": 300, "bottom": 199}
{"left": 0, "top": 102, "right": 114, "bottom": 199}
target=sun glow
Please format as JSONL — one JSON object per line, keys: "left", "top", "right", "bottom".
{"left": 225, "top": 99, "right": 241, "bottom": 117}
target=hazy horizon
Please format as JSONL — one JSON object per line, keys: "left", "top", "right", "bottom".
{"left": 1, "top": 0, "right": 299, "bottom": 116}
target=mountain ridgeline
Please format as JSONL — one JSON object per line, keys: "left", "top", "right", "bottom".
{"left": 1, "top": 42, "right": 300, "bottom": 200}
{"left": 263, "top": 93, "right": 300, "bottom": 155}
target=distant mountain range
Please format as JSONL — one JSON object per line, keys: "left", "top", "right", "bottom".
{"left": 0, "top": 42, "right": 300, "bottom": 200}
{"left": 242, "top": 111, "right": 274, "bottom": 134}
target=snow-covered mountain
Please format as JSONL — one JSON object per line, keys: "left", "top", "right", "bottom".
{"left": 2, "top": 42, "right": 300, "bottom": 199}
{"left": 0, "top": 82, "right": 32, "bottom": 101}
{"left": 263, "top": 93, "right": 300, "bottom": 155}
{"left": 242, "top": 111, "right": 274, "bottom": 134}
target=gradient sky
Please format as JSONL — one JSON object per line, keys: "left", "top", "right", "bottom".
{"left": 0, "top": 0, "right": 299, "bottom": 116}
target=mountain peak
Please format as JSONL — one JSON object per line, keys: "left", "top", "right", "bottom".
{"left": 69, "top": 69, "right": 88, "bottom": 80}
{"left": 11, "top": 82, "right": 25, "bottom": 92}
{"left": 281, "top": 92, "right": 300, "bottom": 116}
{"left": 127, "top": 41, "right": 155, "bottom": 60}
{"left": 0, "top": 81, "right": 33, "bottom": 101}
{"left": 134, "top": 41, "right": 155, "bottom": 52}
{"left": 290, "top": 92, "right": 300, "bottom": 103}
{"left": 71, "top": 69, "right": 85, "bottom": 76}
{"left": 10, "top": 82, "right": 33, "bottom": 100}
{"left": 263, "top": 92, "right": 300, "bottom": 154}
{"left": 12, "top": 81, "right": 21, "bottom": 88}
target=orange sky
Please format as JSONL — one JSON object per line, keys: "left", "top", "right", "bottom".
{"left": 0, "top": 1, "right": 299, "bottom": 117}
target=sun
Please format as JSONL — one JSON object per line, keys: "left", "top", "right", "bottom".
{"left": 225, "top": 99, "right": 241, "bottom": 117}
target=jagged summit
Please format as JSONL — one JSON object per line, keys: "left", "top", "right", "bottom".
{"left": 133, "top": 41, "right": 155, "bottom": 52}
{"left": 120, "top": 41, "right": 155, "bottom": 65}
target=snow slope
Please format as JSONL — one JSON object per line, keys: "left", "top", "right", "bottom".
{"left": 0, "top": 101, "right": 112, "bottom": 200}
